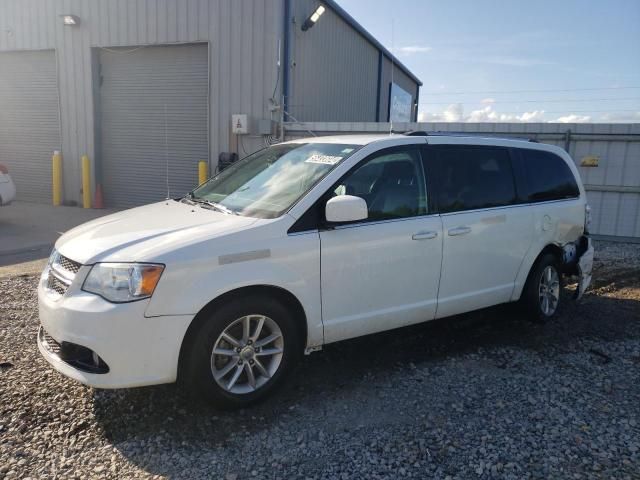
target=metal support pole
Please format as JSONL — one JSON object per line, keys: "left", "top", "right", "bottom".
{"left": 81, "top": 155, "right": 91, "bottom": 208}
{"left": 52, "top": 150, "right": 62, "bottom": 206}
{"left": 564, "top": 129, "right": 572, "bottom": 153}
{"left": 198, "top": 160, "right": 209, "bottom": 185}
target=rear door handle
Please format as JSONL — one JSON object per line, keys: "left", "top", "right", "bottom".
{"left": 412, "top": 231, "right": 438, "bottom": 240}
{"left": 448, "top": 226, "right": 472, "bottom": 236}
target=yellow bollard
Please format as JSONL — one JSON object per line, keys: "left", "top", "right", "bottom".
{"left": 198, "top": 160, "right": 208, "bottom": 185}
{"left": 81, "top": 155, "right": 91, "bottom": 209}
{"left": 52, "top": 150, "right": 62, "bottom": 206}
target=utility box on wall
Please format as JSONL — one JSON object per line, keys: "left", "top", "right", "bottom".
{"left": 256, "top": 119, "right": 277, "bottom": 135}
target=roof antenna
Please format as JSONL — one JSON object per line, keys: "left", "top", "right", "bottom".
{"left": 164, "top": 103, "right": 170, "bottom": 200}
{"left": 389, "top": 18, "right": 395, "bottom": 135}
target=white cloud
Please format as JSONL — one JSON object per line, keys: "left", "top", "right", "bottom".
{"left": 554, "top": 114, "right": 592, "bottom": 123}
{"left": 395, "top": 45, "right": 432, "bottom": 55}
{"left": 417, "top": 105, "right": 640, "bottom": 124}
{"left": 519, "top": 110, "right": 546, "bottom": 122}
{"left": 481, "top": 98, "right": 495, "bottom": 104}
{"left": 466, "top": 106, "right": 497, "bottom": 122}
{"left": 466, "top": 106, "right": 546, "bottom": 123}
{"left": 598, "top": 111, "right": 640, "bottom": 123}
{"left": 443, "top": 103, "right": 464, "bottom": 122}
{"left": 418, "top": 103, "right": 465, "bottom": 122}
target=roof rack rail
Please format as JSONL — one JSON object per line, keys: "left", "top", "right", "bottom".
{"left": 403, "top": 131, "right": 429, "bottom": 136}
{"left": 403, "top": 131, "right": 543, "bottom": 143}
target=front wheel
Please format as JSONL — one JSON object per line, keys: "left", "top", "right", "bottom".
{"left": 183, "top": 295, "right": 301, "bottom": 409}
{"left": 521, "top": 253, "right": 562, "bottom": 323}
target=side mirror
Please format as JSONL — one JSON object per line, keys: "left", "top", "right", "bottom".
{"left": 325, "top": 195, "right": 368, "bottom": 223}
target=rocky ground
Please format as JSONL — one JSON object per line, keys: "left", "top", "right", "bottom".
{"left": 1, "top": 241, "right": 638, "bottom": 479}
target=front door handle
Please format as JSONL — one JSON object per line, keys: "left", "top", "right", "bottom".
{"left": 448, "top": 226, "right": 472, "bottom": 236}
{"left": 412, "top": 231, "right": 438, "bottom": 240}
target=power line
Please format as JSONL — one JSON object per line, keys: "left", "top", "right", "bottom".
{"left": 420, "top": 97, "right": 640, "bottom": 106}
{"left": 420, "top": 108, "right": 639, "bottom": 115}
{"left": 421, "top": 86, "right": 640, "bottom": 96}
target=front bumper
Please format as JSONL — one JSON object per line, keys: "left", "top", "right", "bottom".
{"left": 37, "top": 275, "right": 193, "bottom": 389}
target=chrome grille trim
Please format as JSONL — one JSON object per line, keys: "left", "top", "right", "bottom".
{"left": 47, "top": 273, "right": 69, "bottom": 296}
{"left": 58, "top": 255, "right": 81, "bottom": 274}
{"left": 46, "top": 254, "right": 82, "bottom": 297}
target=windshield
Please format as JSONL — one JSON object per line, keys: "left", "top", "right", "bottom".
{"left": 191, "top": 143, "right": 360, "bottom": 218}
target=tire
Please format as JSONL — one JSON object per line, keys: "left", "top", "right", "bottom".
{"left": 521, "top": 253, "right": 563, "bottom": 323}
{"left": 182, "top": 295, "right": 302, "bottom": 409}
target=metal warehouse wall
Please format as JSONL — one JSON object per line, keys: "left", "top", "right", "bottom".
{"left": 288, "top": 0, "right": 379, "bottom": 122}
{"left": 0, "top": 0, "right": 282, "bottom": 204}
{"left": 284, "top": 121, "right": 640, "bottom": 240}
{"left": 287, "top": 1, "right": 420, "bottom": 123}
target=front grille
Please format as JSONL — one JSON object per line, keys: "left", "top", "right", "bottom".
{"left": 41, "top": 329, "right": 62, "bottom": 355}
{"left": 57, "top": 255, "right": 81, "bottom": 275}
{"left": 47, "top": 273, "right": 69, "bottom": 296}
{"left": 46, "top": 254, "right": 81, "bottom": 298}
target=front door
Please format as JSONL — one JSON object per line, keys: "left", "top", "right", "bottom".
{"left": 320, "top": 146, "right": 443, "bottom": 343}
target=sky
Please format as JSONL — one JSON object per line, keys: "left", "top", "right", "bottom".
{"left": 338, "top": 0, "right": 640, "bottom": 123}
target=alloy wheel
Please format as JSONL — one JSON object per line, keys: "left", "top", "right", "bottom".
{"left": 210, "top": 315, "right": 284, "bottom": 394}
{"left": 538, "top": 265, "right": 560, "bottom": 316}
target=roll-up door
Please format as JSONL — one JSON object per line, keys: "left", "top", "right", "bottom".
{"left": 0, "top": 50, "right": 61, "bottom": 203}
{"left": 98, "top": 43, "right": 208, "bottom": 208}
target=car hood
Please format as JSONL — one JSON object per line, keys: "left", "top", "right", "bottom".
{"left": 56, "top": 200, "right": 259, "bottom": 264}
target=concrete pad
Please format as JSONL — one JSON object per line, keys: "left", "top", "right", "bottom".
{"left": 0, "top": 201, "right": 118, "bottom": 267}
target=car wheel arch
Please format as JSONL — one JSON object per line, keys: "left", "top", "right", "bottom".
{"left": 177, "top": 284, "right": 308, "bottom": 381}
{"left": 512, "top": 243, "right": 564, "bottom": 301}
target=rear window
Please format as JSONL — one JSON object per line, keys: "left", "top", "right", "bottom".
{"left": 520, "top": 149, "right": 580, "bottom": 202}
{"left": 434, "top": 147, "right": 517, "bottom": 213}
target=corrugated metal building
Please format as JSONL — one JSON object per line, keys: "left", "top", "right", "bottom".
{"left": 0, "top": 0, "right": 421, "bottom": 208}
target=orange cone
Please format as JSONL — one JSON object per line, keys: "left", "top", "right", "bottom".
{"left": 94, "top": 183, "right": 104, "bottom": 209}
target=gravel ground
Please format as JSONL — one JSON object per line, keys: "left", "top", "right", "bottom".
{"left": 1, "top": 240, "right": 639, "bottom": 479}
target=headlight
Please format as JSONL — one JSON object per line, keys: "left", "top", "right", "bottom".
{"left": 48, "top": 248, "right": 59, "bottom": 266}
{"left": 41, "top": 248, "right": 58, "bottom": 281}
{"left": 82, "top": 263, "right": 164, "bottom": 303}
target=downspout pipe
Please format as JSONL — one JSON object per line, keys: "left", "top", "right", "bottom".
{"left": 375, "top": 50, "right": 382, "bottom": 121}
{"left": 283, "top": 0, "right": 292, "bottom": 117}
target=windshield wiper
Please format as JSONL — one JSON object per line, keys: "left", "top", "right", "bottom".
{"left": 187, "top": 194, "right": 236, "bottom": 215}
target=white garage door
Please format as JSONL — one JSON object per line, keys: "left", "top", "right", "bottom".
{"left": 98, "top": 43, "right": 209, "bottom": 208}
{"left": 0, "top": 50, "right": 61, "bottom": 203}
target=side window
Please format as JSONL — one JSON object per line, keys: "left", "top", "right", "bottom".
{"left": 333, "top": 148, "right": 427, "bottom": 221}
{"left": 520, "top": 149, "right": 580, "bottom": 201}
{"left": 434, "top": 147, "right": 517, "bottom": 213}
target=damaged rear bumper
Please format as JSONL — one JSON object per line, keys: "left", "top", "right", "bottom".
{"left": 575, "top": 236, "right": 594, "bottom": 300}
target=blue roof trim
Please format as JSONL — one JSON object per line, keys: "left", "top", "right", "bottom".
{"left": 322, "top": 0, "right": 423, "bottom": 87}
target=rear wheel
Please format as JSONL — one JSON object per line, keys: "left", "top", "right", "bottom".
{"left": 183, "top": 295, "right": 301, "bottom": 409}
{"left": 521, "top": 253, "right": 562, "bottom": 323}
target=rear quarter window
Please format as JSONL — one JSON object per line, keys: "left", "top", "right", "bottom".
{"left": 519, "top": 149, "right": 580, "bottom": 202}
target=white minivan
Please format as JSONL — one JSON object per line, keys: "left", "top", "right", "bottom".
{"left": 38, "top": 133, "right": 594, "bottom": 408}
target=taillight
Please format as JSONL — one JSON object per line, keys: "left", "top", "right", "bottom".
{"left": 0, "top": 164, "right": 8, "bottom": 174}
{"left": 584, "top": 204, "right": 592, "bottom": 234}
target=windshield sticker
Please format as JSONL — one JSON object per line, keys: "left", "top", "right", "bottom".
{"left": 305, "top": 154, "right": 342, "bottom": 165}
{"left": 341, "top": 148, "right": 355, "bottom": 153}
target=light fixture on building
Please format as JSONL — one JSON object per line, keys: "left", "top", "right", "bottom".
{"left": 61, "top": 15, "right": 80, "bottom": 26}
{"left": 301, "top": 5, "right": 325, "bottom": 31}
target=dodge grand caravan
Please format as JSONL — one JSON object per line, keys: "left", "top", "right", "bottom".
{"left": 38, "top": 133, "right": 594, "bottom": 408}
